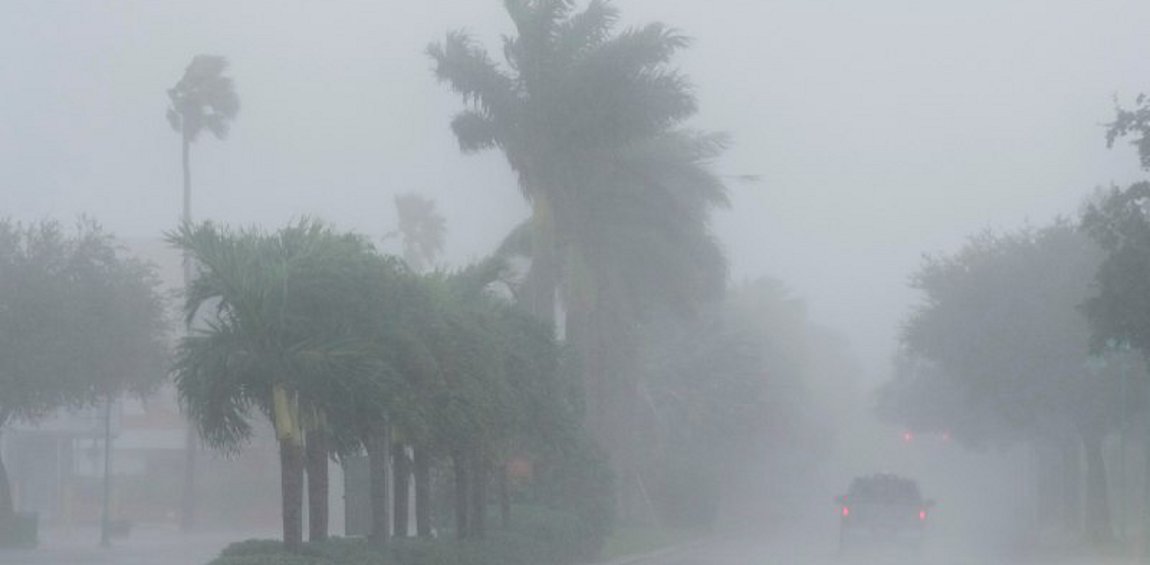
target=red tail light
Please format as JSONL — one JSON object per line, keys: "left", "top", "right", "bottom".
{"left": 918, "top": 509, "right": 927, "bottom": 521}
{"left": 842, "top": 506, "right": 850, "bottom": 518}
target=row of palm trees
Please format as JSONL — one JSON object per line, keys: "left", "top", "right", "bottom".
{"left": 169, "top": 220, "right": 573, "bottom": 550}
{"left": 164, "top": 0, "right": 734, "bottom": 531}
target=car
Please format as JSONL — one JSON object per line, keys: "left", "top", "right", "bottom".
{"left": 835, "top": 473, "right": 935, "bottom": 551}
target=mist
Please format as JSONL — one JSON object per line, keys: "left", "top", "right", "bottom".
{"left": 3, "top": 1, "right": 1150, "bottom": 564}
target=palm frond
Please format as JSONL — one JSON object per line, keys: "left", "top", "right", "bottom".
{"left": 428, "top": 32, "right": 518, "bottom": 125}
{"left": 554, "top": 0, "right": 619, "bottom": 62}
{"left": 450, "top": 111, "right": 500, "bottom": 153}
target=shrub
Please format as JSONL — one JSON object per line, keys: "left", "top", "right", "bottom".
{"left": 209, "top": 503, "right": 605, "bottom": 565}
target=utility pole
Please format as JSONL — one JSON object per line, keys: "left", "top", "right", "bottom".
{"left": 100, "top": 396, "right": 113, "bottom": 548}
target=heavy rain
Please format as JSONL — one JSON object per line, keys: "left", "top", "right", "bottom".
{"left": 2, "top": 2, "right": 1150, "bottom": 564}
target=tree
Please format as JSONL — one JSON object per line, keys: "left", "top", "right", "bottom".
{"left": 1107, "top": 94, "right": 1150, "bottom": 170}
{"left": 636, "top": 278, "right": 852, "bottom": 529}
{"left": 0, "top": 219, "right": 169, "bottom": 529}
{"left": 386, "top": 193, "right": 445, "bottom": 536}
{"left": 167, "top": 53, "right": 239, "bottom": 530}
{"left": 429, "top": 0, "right": 729, "bottom": 518}
{"left": 391, "top": 193, "right": 446, "bottom": 274}
{"left": 1081, "top": 182, "right": 1150, "bottom": 552}
{"left": 167, "top": 55, "right": 240, "bottom": 227}
{"left": 169, "top": 220, "right": 392, "bottom": 550}
{"left": 891, "top": 222, "right": 1137, "bottom": 542}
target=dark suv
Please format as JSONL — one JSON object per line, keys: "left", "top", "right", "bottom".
{"left": 835, "top": 473, "right": 934, "bottom": 550}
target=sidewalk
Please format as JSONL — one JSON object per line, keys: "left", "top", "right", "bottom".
{"left": 0, "top": 525, "right": 270, "bottom": 565}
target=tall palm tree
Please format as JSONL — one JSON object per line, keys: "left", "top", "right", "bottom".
{"left": 429, "top": 0, "right": 729, "bottom": 517}
{"left": 169, "top": 220, "right": 387, "bottom": 550}
{"left": 166, "top": 53, "right": 238, "bottom": 530}
{"left": 167, "top": 54, "right": 240, "bottom": 227}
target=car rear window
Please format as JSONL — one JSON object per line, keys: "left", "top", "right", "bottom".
{"left": 848, "top": 476, "right": 921, "bottom": 502}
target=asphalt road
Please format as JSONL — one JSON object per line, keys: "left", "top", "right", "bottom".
{"left": 0, "top": 519, "right": 1133, "bottom": 565}
{"left": 615, "top": 532, "right": 1134, "bottom": 565}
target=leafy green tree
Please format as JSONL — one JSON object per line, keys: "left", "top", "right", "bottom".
{"left": 0, "top": 219, "right": 169, "bottom": 527}
{"left": 429, "top": 0, "right": 728, "bottom": 517}
{"left": 892, "top": 222, "right": 1137, "bottom": 542}
{"left": 169, "top": 220, "right": 391, "bottom": 550}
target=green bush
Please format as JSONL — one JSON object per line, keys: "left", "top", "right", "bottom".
{"left": 521, "top": 437, "right": 615, "bottom": 558}
{"left": 210, "top": 503, "right": 604, "bottom": 565}
{"left": 218, "top": 539, "right": 291, "bottom": 557}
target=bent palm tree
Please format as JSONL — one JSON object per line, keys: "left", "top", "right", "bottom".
{"left": 167, "top": 53, "right": 238, "bottom": 529}
{"left": 167, "top": 54, "right": 239, "bottom": 226}
{"left": 430, "top": 0, "right": 729, "bottom": 517}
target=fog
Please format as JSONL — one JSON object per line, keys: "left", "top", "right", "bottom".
{"left": 3, "top": 1, "right": 1150, "bottom": 564}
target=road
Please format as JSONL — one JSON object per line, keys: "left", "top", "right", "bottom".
{"left": 612, "top": 513, "right": 1133, "bottom": 565}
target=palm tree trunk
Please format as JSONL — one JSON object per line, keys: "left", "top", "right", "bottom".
{"left": 179, "top": 131, "right": 197, "bottom": 532}
{"left": 392, "top": 443, "right": 410, "bottom": 537}
{"left": 0, "top": 425, "right": 13, "bottom": 528}
{"left": 414, "top": 448, "right": 431, "bottom": 537}
{"left": 469, "top": 447, "right": 486, "bottom": 539}
{"left": 525, "top": 197, "right": 558, "bottom": 325}
{"left": 280, "top": 440, "right": 305, "bottom": 551}
{"left": 1062, "top": 438, "right": 1082, "bottom": 533}
{"left": 499, "top": 461, "right": 510, "bottom": 530}
{"left": 367, "top": 422, "right": 390, "bottom": 544}
{"left": 1083, "top": 431, "right": 1112, "bottom": 544}
{"left": 453, "top": 449, "right": 469, "bottom": 540}
{"left": 181, "top": 133, "right": 192, "bottom": 224}
{"left": 306, "top": 431, "right": 329, "bottom": 542}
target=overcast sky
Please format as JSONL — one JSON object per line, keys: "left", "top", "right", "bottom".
{"left": 3, "top": 1, "right": 1149, "bottom": 381}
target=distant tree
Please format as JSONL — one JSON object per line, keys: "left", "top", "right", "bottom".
{"left": 0, "top": 219, "right": 169, "bottom": 528}
{"left": 637, "top": 278, "right": 854, "bottom": 529}
{"left": 384, "top": 193, "right": 446, "bottom": 535}
{"left": 166, "top": 53, "right": 239, "bottom": 530}
{"left": 391, "top": 193, "right": 446, "bottom": 274}
{"left": 430, "top": 0, "right": 729, "bottom": 519}
{"left": 1107, "top": 94, "right": 1150, "bottom": 170}
{"left": 893, "top": 222, "right": 1138, "bottom": 543}
{"left": 1082, "top": 183, "right": 1150, "bottom": 354}
{"left": 167, "top": 54, "right": 239, "bottom": 226}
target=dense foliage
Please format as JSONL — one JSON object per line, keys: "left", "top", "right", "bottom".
{"left": 882, "top": 222, "right": 1143, "bottom": 542}
{"left": 172, "top": 219, "right": 603, "bottom": 550}
{"left": 0, "top": 219, "right": 170, "bottom": 524}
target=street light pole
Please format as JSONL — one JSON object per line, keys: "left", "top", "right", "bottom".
{"left": 100, "top": 396, "right": 113, "bottom": 548}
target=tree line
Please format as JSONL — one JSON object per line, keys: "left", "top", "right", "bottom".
{"left": 0, "top": 0, "right": 852, "bottom": 554}
{"left": 881, "top": 95, "right": 1150, "bottom": 550}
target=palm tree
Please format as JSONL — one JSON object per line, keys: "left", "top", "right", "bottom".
{"left": 167, "top": 53, "right": 238, "bottom": 530}
{"left": 429, "top": 0, "right": 729, "bottom": 517}
{"left": 391, "top": 193, "right": 446, "bottom": 274}
{"left": 167, "top": 55, "right": 240, "bottom": 227}
{"left": 169, "top": 220, "right": 388, "bottom": 550}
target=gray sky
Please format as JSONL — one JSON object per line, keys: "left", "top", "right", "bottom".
{"left": 3, "top": 1, "right": 1150, "bottom": 380}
